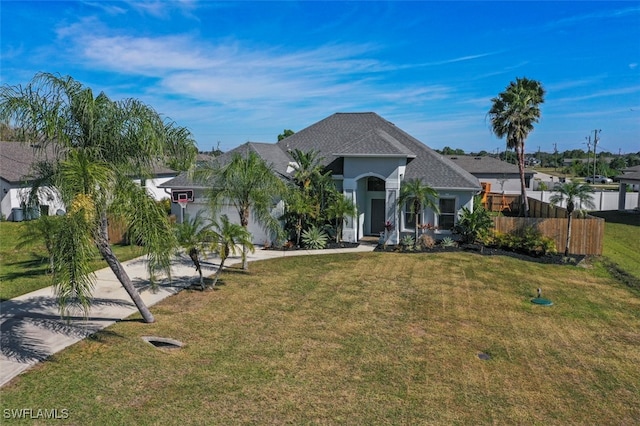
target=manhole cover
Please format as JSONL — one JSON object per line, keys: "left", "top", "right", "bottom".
{"left": 478, "top": 352, "right": 491, "bottom": 361}
{"left": 141, "top": 336, "right": 184, "bottom": 350}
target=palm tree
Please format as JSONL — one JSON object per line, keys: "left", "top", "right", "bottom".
{"left": 325, "top": 193, "right": 357, "bottom": 243}
{"left": 209, "top": 214, "right": 254, "bottom": 287}
{"left": 549, "top": 181, "right": 595, "bottom": 256}
{"left": 488, "top": 77, "right": 545, "bottom": 217}
{"left": 0, "top": 73, "right": 196, "bottom": 323}
{"left": 202, "top": 151, "right": 284, "bottom": 270}
{"left": 397, "top": 178, "right": 439, "bottom": 242}
{"left": 174, "top": 211, "right": 215, "bottom": 290}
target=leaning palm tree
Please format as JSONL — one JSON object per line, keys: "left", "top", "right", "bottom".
{"left": 0, "top": 73, "right": 196, "bottom": 322}
{"left": 488, "top": 77, "right": 545, "bottom": 217}
{"left": 397, "top": 178, "right": 440, "bottom": 242}
{"left": 549, "top": 180, "right": 595, "bottom": 256}
{"left": 209, "top": 214, "right": 254, "bottom": 287}
{"left": 200, "top": 151, "right": 284, "bottom": 270}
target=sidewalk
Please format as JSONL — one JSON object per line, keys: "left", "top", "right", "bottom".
{"left": 0, "top": 243, "right": 376, "bottom": 387}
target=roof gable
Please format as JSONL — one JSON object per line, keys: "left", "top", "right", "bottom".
{"left": 277, "top": 113, "right": 479, "bottom": 190}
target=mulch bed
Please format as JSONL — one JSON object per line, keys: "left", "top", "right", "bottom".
{"left": 264, "top": 241, "right": 585, "bottom": 266}
{"left": 374, "top": 243, "right": 586, "bottom": 266}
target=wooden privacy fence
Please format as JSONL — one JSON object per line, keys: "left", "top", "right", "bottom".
{"left": 492, "top": 215, "right": 604, "bottom": 255}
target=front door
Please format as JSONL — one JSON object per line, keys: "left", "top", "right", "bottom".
{"left": 370, "top": 199, "right": 385, "bottom": 235}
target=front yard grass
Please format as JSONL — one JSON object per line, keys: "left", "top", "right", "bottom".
{"left": 2, "top": 252, "right": 639, "bottom": 424}
{"left": 0, "top": 221, "right": 143, "bottom": 301}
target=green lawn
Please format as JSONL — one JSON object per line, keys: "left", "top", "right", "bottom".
{"left": 0, "top": 221, "right": 143, "bottom": 301}
{"left": 590, "top": 211, "right": 640, "bottom": 283}
{"left": 1, "top": 252, "right": 639, "bottom": 424}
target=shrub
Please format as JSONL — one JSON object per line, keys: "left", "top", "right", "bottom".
{"left": 301, "top": 225, "right": 328, "bottom": 249}
{"left": 454, "top": 205, "right": 494, "bottom": 244}
{"left": 400, "top": 234, "right": 415, "bottom": 251}
{"left": 417, "top": 234, "right": 435, "bottom": 249}
{"left": 485, "top": 227, "right": 556, "bottom": 256}
{"left": 439, "top": 236, "right": 457, "bottom": 248}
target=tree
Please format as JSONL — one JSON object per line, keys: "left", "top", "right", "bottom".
{"left": 174, "top": 211, "right": 215, "bottom": 290}
{"left": 277, "top": 129, "right": 295, "bottom": 141}
{"left": 209, "top": 215, "right": 255, "bottom": 287}
{"left": 549, "top": 181, "right": 595, "bottom": 256}
{"left": 201, "top": 151, "right": 284, "bottom": 270}
{"left": 488, "top": 77, "right": 545, "bottom": 217}
{"left": 397, "top": 179, "right": 439, "bottom": 243}
{"left": 0, "top": 73, "right": 196, "bottom": 323}
{"left": 325, "top": 194, "right": 357, "bottom": 243}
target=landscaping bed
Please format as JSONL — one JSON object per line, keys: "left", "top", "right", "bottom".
{"left": 374, "top": 243, "right": 586, "bottom": 266}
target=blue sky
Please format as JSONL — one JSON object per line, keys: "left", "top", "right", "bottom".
{"left": 2, "top": 1, "right": 639, "bottom": 154}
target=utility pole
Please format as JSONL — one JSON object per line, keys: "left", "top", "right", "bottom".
{"left": 592, "top": 129, "right": 601, "bottom": 183}
{"left": 585, "top": 136, "right": 591, "bottom": 180}
{"left": 553, "top": 142, "right": 558, "bottom": 172}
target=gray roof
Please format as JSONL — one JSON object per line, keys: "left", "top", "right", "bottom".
{"left": 0, "top": 141, "right": 57, "bottom": 183}
{"left": 276, "top": 112, "right": 480, "bottom": 190}
{"left": 162, "top": 142, "right": 293, "bottom": 189}
{"left": 446, "top": 155, "right": 534, "bottom": 176}
{"left": 163, "top": 113, "right": 481, "bottom": 191}
{"left": 1, "top": 140, "right": 176, "bottom": 183}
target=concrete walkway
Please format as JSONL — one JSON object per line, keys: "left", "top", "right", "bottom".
{"left": 0, "top": 243, "right": 376, "bottom": 387}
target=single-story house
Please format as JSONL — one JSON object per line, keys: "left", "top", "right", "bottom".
{"left": 445, "top": 155, "right": 536, "bottom": 194}
{"left": 617, "top": 165, "right": 640, "bottom": 211}
{"left": 0, "top": 141, "right": 65, "bottom": 221}
{"left": 162, "top": 112, "right": 482, "bottom": 245}
{"left": 0, "top": 141, "right": 178, "bottom": 221}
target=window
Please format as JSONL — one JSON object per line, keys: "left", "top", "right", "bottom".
{"left": 367, "top": 177, "right": 385, "bottom": 191}
{"left": 438, "top": 198, "right": 456, "bottom": 230}
{"left": 404, "top": 200, "right": 420, "bottom": 229}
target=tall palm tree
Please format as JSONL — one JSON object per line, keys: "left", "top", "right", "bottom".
{"left": 549, "top": 181, "right": 595, "bottom": 256}
{"left": 202, "top": 151, "right": 284, "bottom": 270}
{"left": 397, "top": 179, "right": 439, "bottom": 242}
{"left": 488, "top": 77, "right": 545, "bottom": 217}
{"left": 0, "top": 73, "right": 196, "bottom": 323}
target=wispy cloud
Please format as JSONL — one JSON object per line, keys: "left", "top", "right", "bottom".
{"left": 544, "top": 6, "right": 640, "bottom": 29}
{"left": 554, "top": 85, "right": 640, "bottom": 103}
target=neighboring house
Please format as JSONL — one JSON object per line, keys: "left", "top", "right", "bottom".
{"left": 617, "top": 165, "right": 640, "bottom": 210}
{"left": 163, "top": 112, "right": 481, "bottom": 245}
{"left": 446, "top": 155, "right": 536, "bottom": 194}
{"left": 0, "top": 141, "right": 64, "bottom": 221}
{"left": 0, "top": 141, "right": 178, "bottom": 221}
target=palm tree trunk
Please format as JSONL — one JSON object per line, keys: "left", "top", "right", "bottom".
{"left": 211, "top": 258, "right": 226, "bottom": 287}
{"left": 517, "top": 145, "right": 530, "bottom": 217}
{"left": 96, "top": 215, "right": 155, "bottom": 323}
{"left": 565, "top": 213, "right": 573, "bottom": 257}
{"left": 240, "top": 207, "right": 250, "bottom": 271}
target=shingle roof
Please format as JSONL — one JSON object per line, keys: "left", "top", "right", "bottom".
{"left": 161, "top": 142, "right": 293, "bottom": 189}
{"left": 0, "top": 141, "right": 57, "bottom": 183}
{"left": 276, "top": 112, "right": 480, "bottom": 190}
{"left": 446, "top": 155, "right": 534, "bottom": 175}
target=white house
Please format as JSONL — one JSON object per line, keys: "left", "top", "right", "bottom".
{"left": 162, "top": 112, "right": 482, "bottom": 245}
{"left": 0, "top": 141, "right": 177, "bottom": 221}
{"left": 446, "top": 155, "right": 536, "bottom": 194}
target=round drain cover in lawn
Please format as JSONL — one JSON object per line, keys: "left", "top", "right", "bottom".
{"left": 142, "top": 336, "right": 184, "bottom": 350}
{"left": 531, "top": 297, "right": 553, "bottom": 306}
